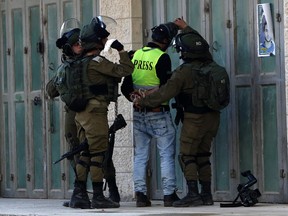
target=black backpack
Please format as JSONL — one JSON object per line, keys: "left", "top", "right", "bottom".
{"left": 54, "top": 57, "right": 92, "bottom": 112}
{"left": 189, "top": 61, "right": 230, "bottom": 111}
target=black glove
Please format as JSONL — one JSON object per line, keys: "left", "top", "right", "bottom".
{"left": 111, "top": 40, "right": 124, "bottom": 51}
{"left": 128, "top": 50, "right": 135, "bottom": 59}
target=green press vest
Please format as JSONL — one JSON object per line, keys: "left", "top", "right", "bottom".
{"left": 132, "top": 47, "right": 163, "bottom": 89}
{"left": 132, "top": 47, "right": 168, "bottom": 105}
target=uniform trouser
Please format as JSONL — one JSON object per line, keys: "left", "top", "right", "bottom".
{"left": 64, "top": 108, "right": 79, "bottom": 171}
{"left": 75, "top": 100, "right": 109, "bottom": 183}
{"left": 64, "top": 106, "right": 116, "bottom": 180}
{"left": 179, "top": 111, "right": 220, "bottom": 182}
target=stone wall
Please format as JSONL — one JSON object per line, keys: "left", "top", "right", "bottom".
{"left": 99, "top": 0, "right": 143, "bottom": 201}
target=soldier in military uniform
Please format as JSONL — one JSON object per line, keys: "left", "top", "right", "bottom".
{"left": 134, "top": 18, "right": 220, "bottom": 207}
{"left": 67, "top": 17, "right": 134, "bottom": 209}
{"left": 46, "top": 20, "right": 83, "bottom": 174}
{"left": 46, "top": 18, "right": 123, "bottom": 209}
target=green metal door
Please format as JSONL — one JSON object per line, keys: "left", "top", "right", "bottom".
{"left": 209, "top": 0, "right": 232, "bottom": 201}
{"left": 0, "top": 0, "right": 98, "bottom": 199}
{"left": 0, "top": 0, "right": 46, "bottom": 198}
{"left": 145, "top": 0, "right": 287, "bottom": 203}
{"left": 211, "top": 0, "right": 286, "bottom": 203}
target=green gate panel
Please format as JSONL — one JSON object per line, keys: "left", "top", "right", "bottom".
{"left": 211, "top": 0, "right": 230, "bottom": 191}
{"left": 13, "top": 9, "right": 24, "bottom": 92}
{"left": 51, "top": 101, "right": 61, "bottom": 189}
{"left": 47, "top": 3, "right": 61, "bottom": 189}
{"left": 33, "top": 104, "right": 44, "bottom": 189}
{"left": 235, "top": 0, "right": 251, "bottom": 75}
{"left": 30, "top": 6, "right": 41, "bottom": 91}
{"left": 237, "top": 87, "right": 253, "bottom": 174}
{"left": 165, "top": 0, "right": 178, "bottom": 21}
{"left": 63, "top": 1, "right": 73, "bottom": 20}
{"left": 15, "top": 102, "right": 26, "bottom": 188}
{"left": 47, "top": 3, "right": 58, "bottom": 80}
{"left": 1, "top": 11, "right": 8, "bottom": 93}
{"left": 211, "top": 0, "right": 227, "bottom": 67}
{"left": 262, "top": 85, "right": 278, "bottom": 191}
{"left": 187, "top": 0, "right": 201, "bottom": 32}
{"left": 165, "top": 0, "right": 180, "bottom": 69}
{"left": 261, "top": 57, "right": 276, "bottom": 73}
{"left": 4, "top": 103, "right": 10, "bottom": 188}
{"left": 214, "top": 108, "right": 229, "bottom": 191}
{"left": 81, "top": 0, "right": 94, "bottom": 25}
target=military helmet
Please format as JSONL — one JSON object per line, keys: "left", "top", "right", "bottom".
{"left": 56, "top": 18, "right": 81, "bottom": 56}
{"left": 151, "top": 22, "right": 179, "bottom": 45}
{"left": 56, "top": 28, "right": 80, "bottom": 48}
{"left": 80, "top": 16, "right": 116, "bottom": 52}
{"left": 174, "top": 32, "right": 211, "bottom": 60}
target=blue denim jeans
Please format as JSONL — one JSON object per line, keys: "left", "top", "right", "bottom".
{"left": 133, "top": 111, "right": 177, "bottom": 195}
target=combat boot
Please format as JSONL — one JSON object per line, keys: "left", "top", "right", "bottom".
{"left": 136, "top": 192, "right": 151, "bottom": 207}
{"left": 62, "top": 201, "right": 70, "bottom": 207}
{"left": 163, "top": 190, "right": 180, "bottom": 207}
{"left": 91, "top": 182, "right": 120, "bottom": 209}
{"left": 107, "top": 177, "right": 121, "bottom": 203}
{"left": 69, "top": 181, "right": 91, "bottom": 209}
{"left": 173, "top": 180, "right": 203, "bottom": 207}
{"left": 200, "top": 181, "right": 214, "bottom": 205}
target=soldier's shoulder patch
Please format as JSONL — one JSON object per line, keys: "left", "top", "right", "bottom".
{"left": 92, "top": 56, "right": 104, "bottom": 63}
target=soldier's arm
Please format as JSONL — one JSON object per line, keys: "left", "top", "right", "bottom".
{"left": 92, "top": 52, "right": 134, "bottom": 78}
{"left": 46, "top": 76, "right": 59, "bottom": 98}
{"left": 139, "top": 67, "right": 185, "bottom": 108}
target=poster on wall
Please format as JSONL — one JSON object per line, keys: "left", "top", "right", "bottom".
{"left": 257, "top": 3, "right": 275, "bottom": 57}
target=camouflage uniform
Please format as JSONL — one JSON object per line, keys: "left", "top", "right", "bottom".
{"left": 68, "top": 17, "right": 134, "bottom": 209}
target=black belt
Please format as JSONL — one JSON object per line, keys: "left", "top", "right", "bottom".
{"left": 134, "top": 106, "right": 170, "bottom": 113}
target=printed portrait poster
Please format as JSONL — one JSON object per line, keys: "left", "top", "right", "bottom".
{"left": 257, "top": 3, "right": 275, "bottom": 57}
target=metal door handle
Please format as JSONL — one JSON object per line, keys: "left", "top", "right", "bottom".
{"left": 33, "top": 96, "right": 42, "bottom": 106}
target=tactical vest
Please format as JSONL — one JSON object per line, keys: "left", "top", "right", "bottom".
{"left": 54, "top": 56, "right": 95, "bottom": 112}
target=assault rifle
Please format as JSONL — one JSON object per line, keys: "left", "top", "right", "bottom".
{"left": 104, "top": 114, "right": 127, "bottom": 168}
{"left": 53, "top": 114, "right": 127, "bottom": 165}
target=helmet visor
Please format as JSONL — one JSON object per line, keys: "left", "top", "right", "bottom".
{"left": 60, "top": 18, "right": 81, "bottom": 37}
{"left": 90, "top": 15, "right": 117, "bottom": 30}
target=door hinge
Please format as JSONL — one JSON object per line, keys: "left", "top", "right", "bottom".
{"left": 280, "top": 169, "right": 286, "bottom": 178}
{"left": 276, "top": 13, "right": 281, "bottom": 22}
{"left": 7, "top": 48, "right": 11, "bottom": 55}
{"left": 27, "top": 174, "right": 31, "bottom": 182}
{"left": 62, "top": 173, "right": 66, "bottom": 181}
{"left": 204, "top": 2, "right": 210, "bottom": 13}
{"left": 24, "top": 47, "right": 28, "bottom": 54}
{"left": 0, "top": 174, "right": 2, "bottom": 182}
{"left": 37, "top": 41, "right": 45, "bottom": 54}
{"left": 230, "top": 169, "right": 236, "bottom": 178}
{"left": 226, "top": 20, "right": 232, "bottom": 29}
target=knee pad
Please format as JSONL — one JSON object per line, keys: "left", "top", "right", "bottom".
{"left": 196, "top": 152, "right": 211, "bottom": 170}
{"left": 178, "top": 154, "right": 197, "bottom": 171}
